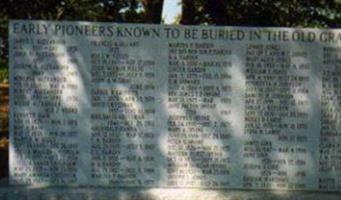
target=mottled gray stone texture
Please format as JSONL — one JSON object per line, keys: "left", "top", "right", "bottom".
{"left": 0, "top": 180, "right": 340, "bottom": 200}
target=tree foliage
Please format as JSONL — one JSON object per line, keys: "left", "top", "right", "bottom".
{"left": 180, "top": 0, "right": 341, "bottom": 27}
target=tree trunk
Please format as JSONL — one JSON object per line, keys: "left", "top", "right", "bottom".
{"left": 142, "top": 0, "right": 164, "bottom": 23}
{"left": 180, "top": 0, "right": 195, "bottom": 25}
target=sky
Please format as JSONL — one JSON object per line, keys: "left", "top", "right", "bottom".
{"left": 161, "top": 0, "right": 182, "bottom": 24}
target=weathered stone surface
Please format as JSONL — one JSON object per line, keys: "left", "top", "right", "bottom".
{"left": 8, "top": 20, "right": 341, "bottom": 193}
{"left": 1, "top": 186, "right": 341, "bottom": 200}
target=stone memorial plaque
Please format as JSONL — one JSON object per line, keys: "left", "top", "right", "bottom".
{"left": 8, "top": 20, "right": 341, "bottom": 191}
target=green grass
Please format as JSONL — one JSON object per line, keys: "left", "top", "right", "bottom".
{"left": 0, "top": 59, "right": 8, "bottom": 84}
{"left": 0, "top": 68, "right": 8, "bottom": 84}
